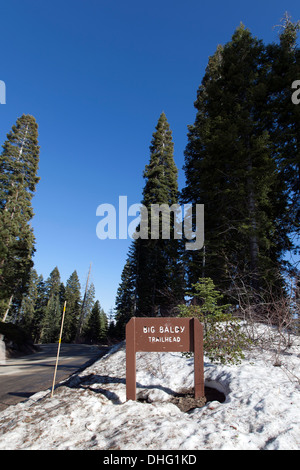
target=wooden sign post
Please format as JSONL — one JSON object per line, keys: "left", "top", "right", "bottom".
{"left": 126, "top": 317, "right": 204, "bottom": 401}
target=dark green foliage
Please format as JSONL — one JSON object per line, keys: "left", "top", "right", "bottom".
{"left": 114, "top": 255, "right": 136, "bottom": 338}
{"left": 15, "top": 266, "right": 107, "bottom": 344}
{"left": 265, "top": 15, "right": 300, "bottom": 254}
{"left": 63, "top": 270, "right": 81, "bottom": 343}
{"left": 181, "top": 22, "right": 296, "bottom": 301}
{"left": 115, "top": 113, "right": 185, "bottom": 334}
{"left": 142, "top": 112, "right": 178, "bottom": 207}
{"left": 136, "top": 113, "right": 185, "bottom": 315}
{"left": 0, "top": 115, "right": 40, "bottom": 314}
{"left": 38, "top": 267, "right": 62, "bottom": 343}
{"left": 75, "top": 279, "right": 96, "bottom": 342}
{"left": 17, "top": 269, "right": 46, "bottom": 342}
{"left": 178, "top": 278, "right": 251, "bottom": 365}
{"left": 84, "top": 300, "right": 108, "bottom": 343}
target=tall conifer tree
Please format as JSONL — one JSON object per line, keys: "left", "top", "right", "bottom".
{"left": 17, "top": 268, "right": 42, "bottom": 338}
{"left": 182, "top": 24, "right": 289, "bottom": 298}
{"left": 84, "top": 300, "right": 102, "bottom": 343}
{"left": 266, "top": 14, "right": 300, "bottom": 257}
{"left": 115, "top": 256, "right": 136, "bottom": 337}
{"left": 0, "top": 114, "right": 40, "bottom": 318}
{"left": 116, "top": 113, "right": 184, "bottom": 325}
{"left": 40, "top": 267, "right": 62, "bottom": 343}
{"left": 136, "top": 112, "right": 183, "bottom": 316}
{"left": 63, "top": 270, "right": 81, "bottom": 342}
{"left": 84, "top": 300, "right": 107, "bottom": 343}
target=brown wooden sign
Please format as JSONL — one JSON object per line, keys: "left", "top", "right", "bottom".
{"left": 126, "top": 317, "right": 204, "bottom": 401}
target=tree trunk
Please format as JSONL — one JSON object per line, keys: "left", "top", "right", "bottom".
{"left": 246, "top": 156, "right": 259, "bottom": 289}
{"left": 2, "top": 295, "right": 13, "bottom": 322}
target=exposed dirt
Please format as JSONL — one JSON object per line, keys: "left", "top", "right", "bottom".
{"left": 138, "top": 386, "right": 226, "bottom": 413}
{"left": 169, "top": 386, "right": 225, "bottom": 412}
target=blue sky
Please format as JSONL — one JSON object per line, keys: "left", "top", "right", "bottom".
{"left": 0, "top": 0, "right": 299, "bottom": 313}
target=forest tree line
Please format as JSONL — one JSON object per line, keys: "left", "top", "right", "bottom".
{"left": 2, "top": 263, "right": 109, "bottom": 344}
{"left": 16, "top": 266, "right": 109, "bottom": 344}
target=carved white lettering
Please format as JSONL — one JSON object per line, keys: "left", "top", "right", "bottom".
{"left": 158, "top": 325, "right": 185, "bottom": 334}
{"left": 148, "top": 336, "right": 181, "bottom": 343}
{"left": 143, "top": 326, "right": 155, "bottom": 333}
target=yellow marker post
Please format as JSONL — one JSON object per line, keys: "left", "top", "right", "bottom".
{"left": 51, "top": 301, "right": 66, "bottom": 398}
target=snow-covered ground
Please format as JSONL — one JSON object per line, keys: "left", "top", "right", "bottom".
{"left": 0, "top": 326, "right": 299, "bottom": 450}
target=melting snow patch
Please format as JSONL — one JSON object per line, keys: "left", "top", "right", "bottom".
{"left": 0, "top": 332, "right": 299, "bottom": 450}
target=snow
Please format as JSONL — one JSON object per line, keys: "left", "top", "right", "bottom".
{"left": 0, "top": 326, "right": 299, "bottom": 450}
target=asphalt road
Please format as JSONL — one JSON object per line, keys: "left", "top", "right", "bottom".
{"left": 0, "top": 343, "right": 109, "bottom": 411}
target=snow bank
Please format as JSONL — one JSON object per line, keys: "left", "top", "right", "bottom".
{"left": 0, "top": 333, "right": 299, "bottom": 450}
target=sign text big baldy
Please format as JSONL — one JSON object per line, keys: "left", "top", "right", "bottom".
{"left": 126, "top": 317, "right": 204, "bottom": 400}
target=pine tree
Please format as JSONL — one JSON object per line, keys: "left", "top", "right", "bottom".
{"left": 84, "top": 283, "right": 96, "bottom": 321}
{"left": 135, "top": 112, "right": 184, "bottom": 316}
{"left": 142, "top": 112, "right": 178, "bottom": 207}
{"left": 75, "top": 266, "right": 94, "bottom": 342}
{"left": 40, "top": 267, "right": 62, "bottom": 343}
{"left": 63, "top": 270, "right": 81, "bottom": 342}
{"left": 115, "top": 255, "right": 136, "bottom": 338}
{"left": 17, "top": 268, "right": 41, "bottom": 338}
{"left": 182, "top": 24, "right": 289, "bottom": 299}
{"left": 0, "top": 114, "right": 40, "bottom": 319}
{"left": 84, "top": 300, "right": 107, "bottom": 343}
{"left": 178, "top": 277, "right": 249, "bottom": 365}
{"left": 266, "top": 14, "right": 300, "bottom": 257}
{"left": 79, "top": 282, "right": 96, "bottom": 341}
{"left": 33, "top": 274, "right": 47, "bottom": 342}
{"left": 84, "top": 300, "right": 102, "bottom": 343}
{"left": 116, "top": 113, "right": 185, "bottom": 323}
{"left": 99, "top": 307, "right": 108, "bottom": 340}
